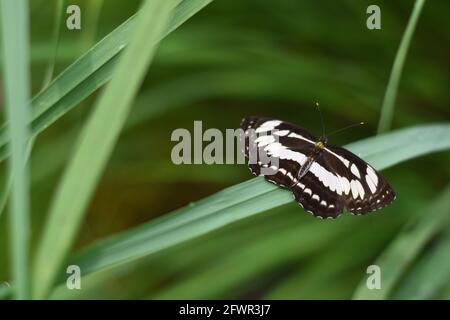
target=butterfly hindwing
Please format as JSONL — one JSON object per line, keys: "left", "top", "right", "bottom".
{"left": 291, "top": 171, "right": 345, "bottom": 218}
{"left": 323, "top": 145, "right": 396, "bottom": 215}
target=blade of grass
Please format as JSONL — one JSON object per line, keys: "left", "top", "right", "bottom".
{"left": 66, "top": 124, "right": 450, "bottom": 280}
{"left": 377, "top": 0, "right": 426, "bottom": 134}
{"left": 50, "top": 208, "right": 310, "bottom": 299}
{"left": 32, "top": 0, "right": 177, "bottom": 299}
{"left": 41, "top": 0, "right": 65, "bottom": 89}
{"left": 0, "top": 0, "right": 32, "bottom": 300}
{"left": 0, "top": 0, "right": 215, "bottom": 161}
{"left": 392, "top": 231, "right": 450, "bottom": 299}
{"left": 346, "top": 123, "right": 450, "bottom": 169}
{"left": 352, "top": 184, "right": 450, "bottom": 299}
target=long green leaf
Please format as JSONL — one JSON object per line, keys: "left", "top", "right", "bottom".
{"left": 32, "top": 0, "right": 177, "bottom": 299}
{"left": 377, "top": 0, "right": 426, "bottom": 133}
{"left": 41, "top": 0, "right": 64, "bottom": 89}
{"left": 0, "top": 0, "right": 31, "bottom": 300}
{"left": 0, "top": 0, "right": 215, "bottom": 162}
{"left": 352, "top": 184, "right": 450, "bottom": 299}
{"left": 67, "top": 124, "right": 450, "bottom": 280}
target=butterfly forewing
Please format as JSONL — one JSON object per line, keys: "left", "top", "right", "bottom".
{"left": 240, "top": 116, "right": 395, "bottom": 219}
{"left": 241, "top": 116, "right": 315, "bottom": 186}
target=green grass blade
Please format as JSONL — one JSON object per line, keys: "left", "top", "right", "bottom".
{"left": 347, "top": 123, "right": 450, "bottom": 169}
{"left": 152, "top": 218, "right": 355, "bottom": 299}
{"left": 32, "top": 0, "right": 177, "bottom": 299}
{"left": 0, "top": 0, "right": 214, "bottom": 162}
{"left": 0, "top": 0, "right": 32, "bottom": 300}
{"left": 41, "top": 0, "right": 64, "bottom": 89}
{"left": 393, "top": 231, "right": 450, "bottom": 299}
{"left": 377, "top": 0, "right": 426, "bottom": 134}
{"left": 50, "top": 208, "right": 310, "bottom": 299}
{"left": 352, "top": 185, "right": 450, "bottom": 300}
{"left": 67, "top": 124, "right": 450, "bottom": 279}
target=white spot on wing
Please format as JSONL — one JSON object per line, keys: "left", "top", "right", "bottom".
{"left": 287, "top": 132, "right": 315, "bottom": 144}
{"left": 351, "top": 164, "right": 360, "bottom": 178}
{"left": 349, "top": 179, "right": 365, "bottom": 199}
{"left": 255, "top": 135, "right": 275, "bottom": 147}
{"left": 366, "top": 175, "right": 376, "bottom": 193}
{"left": 367, "top": 166, "right": 378, "bottom": 186}
{"left": 273, "top": 130, "right": 289, "bottom": 136}
{"left": 339, "top": 176, "right": 350, "bottom": 195}
{"left": 350, "top": 180, "right": 359, "bottom": 199}
{"left": 264, "top": 142, "right": 306, "bottom": 164}
{"left": 355, "top": 180, "right": 365, "bottom": 199}
{"left": 309, "top": 162, "right": 342, "bottom": 195}
{"left": 255, "top": 120, "right": 281, "bottom": 133}
{"left": 312, "top": 194, "right": 320, "bottom": 201}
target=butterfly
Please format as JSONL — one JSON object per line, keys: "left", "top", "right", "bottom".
{"left": 240, "top": 116, "right": 396, "bottom": 219}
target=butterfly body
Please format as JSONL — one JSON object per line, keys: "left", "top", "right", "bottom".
{"left": 296, "top": 143, "right": 322, "bottom": 182}
{"left": 241, "top": 116, "right": 396, "bottom": 219}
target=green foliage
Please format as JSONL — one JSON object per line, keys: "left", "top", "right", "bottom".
{"left": 65, "top": 124, "right": 450, "bottom": 280}
{"left": 0, "top": 0, "right": 32, "bottom": 299}
{"left": 377, "top": 0, "right": 426, "bottom": 133}
{"left": 394, "top": 230, "right": 450, "bottom": 299}
{"left": 0, "top": 0, "right": 213, "bottom": 162}
{"left": 0, "top": 0, "right": 449, "bottom": 300}
{"left": 32, "top": 0, "right": 178, "bottom": 299}
{"left": 353, "top": 185, "right": 450, "bottom": 299}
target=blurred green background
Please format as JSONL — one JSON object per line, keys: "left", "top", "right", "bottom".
{"left": 0, "top": 0, "right": 449, "bottom": 299}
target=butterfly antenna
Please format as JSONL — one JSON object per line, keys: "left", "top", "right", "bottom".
{"left": 315, "top": 102, "right": 326, "bottom": 136}
{"left": 327, "top": 122, "right": 365, "bottom": 137}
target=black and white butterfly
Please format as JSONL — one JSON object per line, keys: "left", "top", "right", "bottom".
{"left": 240, "top": 116, "right": 395, "bottom": 219}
